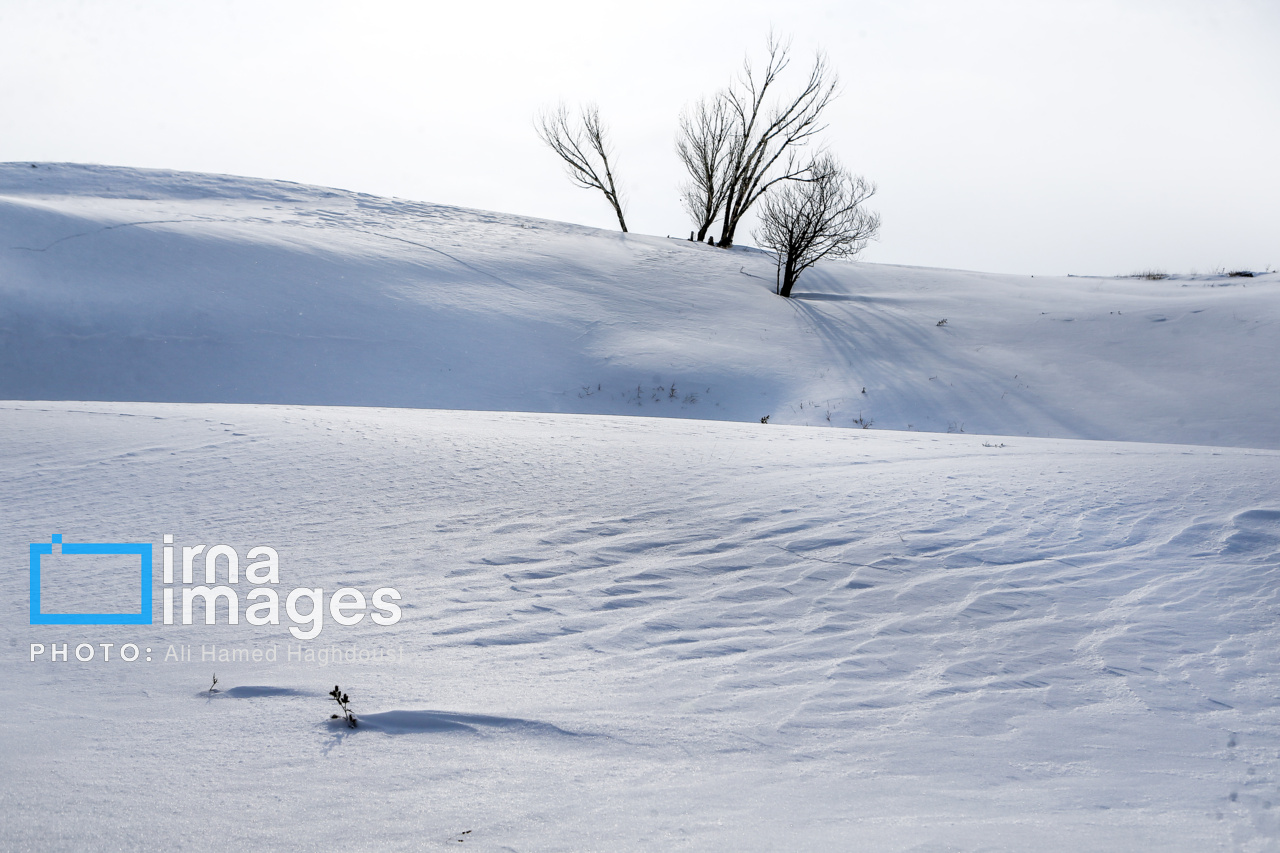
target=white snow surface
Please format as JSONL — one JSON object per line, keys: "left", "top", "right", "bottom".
{"left": 2, "top": 162, "right": 1277, "bottom": 448}
{"left": 2, "top": 164, "right": 1279, "bottom": 851}
{"left": 3, "top": 403, "right": 1279, "bottom": 850}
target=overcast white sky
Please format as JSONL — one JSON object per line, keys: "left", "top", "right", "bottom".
{"left": 2, "top": 0, "right": 1276, "bottom": 275}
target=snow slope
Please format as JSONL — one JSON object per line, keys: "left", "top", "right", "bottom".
{"left": 3, "top": 402, "right": 1279, "bottom": 850}
{"left": 2, "top": 164, "right": 1278, "bottom": 850}
{"left": 2, "top": 162, "right": 1276, "bottom": 448}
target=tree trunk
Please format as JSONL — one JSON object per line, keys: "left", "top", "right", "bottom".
{"left": 610, "top": 198, "right": 628, "bottom": 233}
{"left": 779, "top": 257, "right": 798, "bottom": 297}
{"left": 716, "top": 185, "right": 737, "bottom": 247}
{"left": 717, "top": 211, "right": 739, "bottom": 248}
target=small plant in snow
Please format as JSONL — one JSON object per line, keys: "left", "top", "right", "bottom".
{"left": 329, "top": 684, "right": 357, "bottom": 728}
{"left": 936, "top": 319, "right": 947, "bottom": 326}
{"left": 853, "top": 413, "right": 873, "bottom": 428}
{"left": 208, "top": 673, "right": 218, "bottom": 694}
{"left": 760, "top": 415, "right": 770, "bottom": 424}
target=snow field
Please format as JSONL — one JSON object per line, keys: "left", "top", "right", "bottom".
{"left": 3, "top": 162, "right": 1278, "bottom": 850}
{"left": 3, "top": 402, "right": 1278, "bottom": 850}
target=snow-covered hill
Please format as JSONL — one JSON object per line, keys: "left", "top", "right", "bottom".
{"left": 2, "top": 162, "right": 1276, "bottom": 448}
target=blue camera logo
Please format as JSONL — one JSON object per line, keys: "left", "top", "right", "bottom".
{"left": 30, "top": 534, "right": 153, "bottom": 625}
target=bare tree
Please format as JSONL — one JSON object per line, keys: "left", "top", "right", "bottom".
{"left": 714, "top": 35, "right": 839, "bottom": 248}
{"left": 536, "top": 103, "right": 628, "bottom": 232}
{"left": 754, "top": 155, "right": 880, "bottom": 298}
{"left": 676, "top": 96, "right": 735, "bottom": 243}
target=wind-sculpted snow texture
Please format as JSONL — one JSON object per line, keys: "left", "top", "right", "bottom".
{"left": 3, "top": 403, "right": 1278, "bottom": 850}
{"left": 2, "top": 163, "right": 1277, "bottom": 448}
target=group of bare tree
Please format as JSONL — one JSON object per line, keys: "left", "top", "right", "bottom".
{"left": 537, "top": 36, "right": 879, "bottom": 297}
